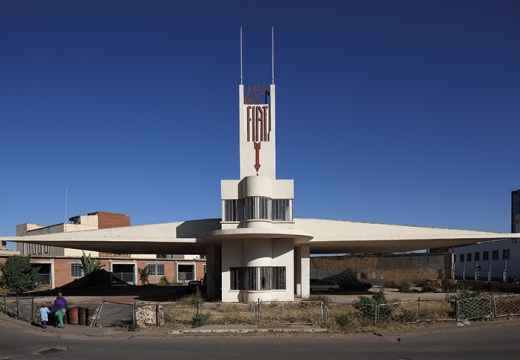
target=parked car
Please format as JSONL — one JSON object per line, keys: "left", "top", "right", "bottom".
{"left": 310, "top": 279, "right": 341, "bottom": 293}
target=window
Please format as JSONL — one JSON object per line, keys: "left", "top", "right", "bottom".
{"left": 223, "top": 197, "right": 293, "bottom": 222}
{"left": 272, "top": 199, "right": 292, "bottom": 221}
{"left": 467, "top": 253, "right": 472, "bottom": 262}
{"left": 460, "top": 254, "right": 465, "bottom": 262}
{"left": 230, "top": 266, "right": 286, "bottom": 290}
{"left": 34, "top": 264, "right": 51, "bottom": 286}
{"left": 492, "top": 250, "right": 499, "bottom": 260}
{"left": 474, "top": 252, "right": 480, "bottom": 261}
{"left": 177, "top": 264, "right": 195, "bottom": 282}
{"left": 244, "top": 197, "right": 270, "bottom": 220}
{"left": 483, "top": 251, "right": 489, "bottom": 261}
{"left": 223, "top": 199, "right": 243, "bottom": 222}
{"left": 147, "top": 263, "right": 165, "bottom": 276}
{"left": 71, "top": 263, "right": 84, "bottom": 278}
{"left": 503, "top": 249, "right": 510, "bottom": 260}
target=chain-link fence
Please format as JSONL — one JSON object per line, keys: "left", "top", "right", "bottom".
{"left": 95, "top": 301, "right": 134, "bottom": 328}
{"left": 1, "top": 295, "right": 35, "bottom": 321}
{"left": 494, "top": 294, "right": 520, "bottom": 318}
{"left": 456, "top": 296, "right": 493, "bottom": 321}
{"left": 4, "top": 293, "right": 520, "bottom": 330}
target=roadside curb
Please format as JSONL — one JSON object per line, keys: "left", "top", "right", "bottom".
{"left": 166, "top": 325, "right": 327, "bottom": 335}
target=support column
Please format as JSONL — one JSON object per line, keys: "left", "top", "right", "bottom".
{"left": 205, "top": 244, "right": 217, "bottom": 301}
{"left": 300, "top": 245, "right": 310, "bottom": 299}
{"left": 294, "top": 246, "right": 302, "bottom": 297}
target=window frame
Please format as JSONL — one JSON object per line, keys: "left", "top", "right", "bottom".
{"left": 147, "top": 263, "right": 165, "bottom": 276}
{"left": 230, "top": 266, "right": 286, "bottom": 291}
{"left": 70, "top": 263, "right": 84, "bottom": 278}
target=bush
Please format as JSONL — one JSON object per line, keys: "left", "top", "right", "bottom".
{"left": 191, "top": 313, "right": 210, "bottom": 327}
{"left": 354, "top": 289, "right": 394, "bottom": 322}
{"left": 158, "top": 276, "right": 170, "bottom": 286}
{"left": 189, "top": 288, "right": 205, "bottom": 307}
{"left": 332, "top": 313, "right": 362, "bottom": 332}
{"left": 0, "top": 256, "right": 38, "bottom": 294}
{"left": 422, "top": 280, "right": 442, "bottom": 293}
{"left": 328, "top": 268, "right": 371, "bottom": 292}
{"left": 80, "top": 252, "right": 104, "bottom": 274}
{"left": 138, "top": 267, "right": 149, "bottom": 285}
{"left": 398, "top": 281, "right": 412, "bottom": 293}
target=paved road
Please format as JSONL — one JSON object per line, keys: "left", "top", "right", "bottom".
{"left": 1, "top": 314, "right": 520, "bottom": 360}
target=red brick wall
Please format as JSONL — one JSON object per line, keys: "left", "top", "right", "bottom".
{"left": 96, "top": 212, "right": 130, "bottom": 229}
{"left": 195, "top": 261, "right": 206, "bottom": 281}
{"left": 3, "top": 256, "right": 207, "bottom": 289}
{"left": 135, "top": 260, "right": 177, "bottom": 285}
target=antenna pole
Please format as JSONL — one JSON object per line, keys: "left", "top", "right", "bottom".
{"left": 240, "top": 27, "right": 243, "bottom": 85}
{"left": 271, "top": 26, "right": 275, "bottom": 84}
{"left": 65, "top": 186, "right": 68, "bottom": 223}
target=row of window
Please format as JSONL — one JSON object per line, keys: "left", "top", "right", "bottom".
{"left": 456, "top": 249, "right": 510, "bottom": 263}
{"left": 70, "top": 263, "right": 203, "bottom": 279}
{"left": 25, "top": 244, "right": 50, "bottom": 255}
{"left": 230, "top": 266, "right": 286, "bottom": 290}
{"left": 223, "top": 197, "right": 292, "bottom": 222}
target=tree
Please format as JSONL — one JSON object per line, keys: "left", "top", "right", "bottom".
{"left": 0, "top": 256, "right": 38, "bottom": 294}
{"left": 80, "top": 252, "right": 104, "bottom": 275}
{"left": 138, "top": 266, "right": 149, "bottom": 285}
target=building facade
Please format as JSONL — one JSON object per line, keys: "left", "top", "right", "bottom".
{"left": 452, "top": 189, "right": 520, "bottom": 281}
{"left": 11, "top": 211, "right": 205, "bottom": 289}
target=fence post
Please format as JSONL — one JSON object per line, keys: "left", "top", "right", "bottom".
{"left": 375, "top": 305, "right": 379, "bottom": 326}
{"left": 490, "top": 295, "right": 496, "bottom": 320}
{"left": 417, "top": 298, "right": 420, "bottom": 321}
{"left": 156, "top": 303, "right": 160, "bottom": 327}
{"left": 31, "top": 296, "right": 35, "bottom": 323}
{"left": 325, "top": 304, "right": 328, "bottom": 323}
{"left": 256, "top": 298, "right": 261, "bottom": 323}
{"left": 456, "top": 300, "right": 460, "bottom": 321}
{"left": 16, "top": 294, "right": 19, "bottom": 318}
{"left": 132, "top": 302, "right": 136, "bottom": 328}
{"left": 320, "top": 302, "right": 328, "bottom": 323}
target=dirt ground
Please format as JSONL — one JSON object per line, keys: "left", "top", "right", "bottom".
{"left": 23, "top": 285, "right": 451, "bottom": 307}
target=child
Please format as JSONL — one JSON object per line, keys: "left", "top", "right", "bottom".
{"left": 39, "top": 303, "right": 51, "bottom": 329}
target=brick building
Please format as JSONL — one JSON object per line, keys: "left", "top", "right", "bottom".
{"left": 11, "top": 211, "right": 206, "bottom": 289}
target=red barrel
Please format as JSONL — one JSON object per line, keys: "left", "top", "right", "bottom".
{"left": 68, "top": 307, "right": 79, "bottom": 325}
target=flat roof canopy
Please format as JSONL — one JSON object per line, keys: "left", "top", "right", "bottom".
{"left": 2, "top": 218, "right": 519, "bottom": 255}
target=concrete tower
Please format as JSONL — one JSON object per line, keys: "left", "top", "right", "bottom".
{"left": 204, "top": 29, "right": 312, "bottom": 302}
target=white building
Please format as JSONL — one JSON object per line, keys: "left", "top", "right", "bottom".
{"left": 451, "top": 189, "right": 520, "bottom": 281}
{"left": 2, "top": 42, "right": 520, "bottom": 302}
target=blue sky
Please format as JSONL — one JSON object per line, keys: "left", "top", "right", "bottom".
{"left": 1, "top": 1, "right": 519, "bottom": 249}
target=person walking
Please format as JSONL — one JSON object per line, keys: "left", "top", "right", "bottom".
{"left": 39, "top": 303, "right": 50, "bottom": 329}
{"left": 50, "top": 292, "right": 69, "bottom": 328}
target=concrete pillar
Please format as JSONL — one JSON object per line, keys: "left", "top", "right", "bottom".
{"left": 50, "top": 258, "right": 55, "bottom": 289}
{"left": 294, "top": 246, "right": 302, "bottom": 297}
{"left": 301, "top": 245, "right": 310, "bottom": 299}
{"left": 205, "top": 244, "right": 217, "bottom": 301}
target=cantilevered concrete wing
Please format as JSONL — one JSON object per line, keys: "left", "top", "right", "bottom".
{"left": 1, "top": 219, "right": 221, "bottom": 255}
{"left": 2, "top": 218, "right": 520, "bottom": 255}
{"left": 295, "top": 219, "right": 520, "bottom": 253}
